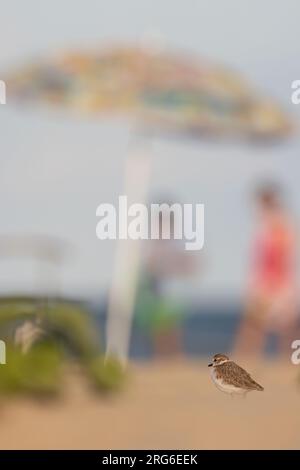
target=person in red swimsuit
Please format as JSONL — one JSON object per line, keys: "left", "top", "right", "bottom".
{"left": 235, "top": 184, "right": 299, "bottom": 358}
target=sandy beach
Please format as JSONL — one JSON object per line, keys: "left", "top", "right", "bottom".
{"left": 0, "top": 360, "right": 299, "bottom": 450}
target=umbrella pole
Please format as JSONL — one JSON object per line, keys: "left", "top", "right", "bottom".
{"left": 105, "top": 140, "right": 152, "bottom": 365}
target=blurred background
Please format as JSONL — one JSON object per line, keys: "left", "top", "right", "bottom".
{"left": 0, "top": 0, "right": 300, "bottom": 450}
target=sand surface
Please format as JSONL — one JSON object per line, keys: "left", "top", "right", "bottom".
{"left": 0, "top": 360, "right": 299, "bottom": 450}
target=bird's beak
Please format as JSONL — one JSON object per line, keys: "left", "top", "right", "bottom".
{"left": 208, "top": 363, "right": 213, "bottom": 367}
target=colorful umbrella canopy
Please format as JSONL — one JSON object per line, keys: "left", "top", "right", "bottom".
{"left": 8, "top": 45, "right": 291, "bottom": 139}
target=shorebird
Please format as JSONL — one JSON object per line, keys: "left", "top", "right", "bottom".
{"left": 208, "top": 353, "right": 264, "bottom": 397}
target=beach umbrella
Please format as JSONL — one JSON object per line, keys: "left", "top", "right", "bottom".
{"left": 8, "top": 45, "right": 290, "bottom": 137}
{"left": 7, "top": 45, "right": 292, "bottom": 364}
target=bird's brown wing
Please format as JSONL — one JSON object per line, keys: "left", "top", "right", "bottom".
{"left": 217, "top": 361, "right": 264, "bottom": 391}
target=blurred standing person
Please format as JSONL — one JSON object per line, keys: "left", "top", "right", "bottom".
{"left": 235, "top": 184, "right": 299, "bottom": 359}
{"left": 135, "top": 199, "right": 197, "bottom": 358}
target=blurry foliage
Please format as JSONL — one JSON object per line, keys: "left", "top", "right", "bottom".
{"left": 87, "top": 356, "right": 125, "bottom": 393}
{"left": 0, "top": 341, "right": 62, "bottom": 397}
{"left": 0, "top": 298, "right": 125, "bottom": 398}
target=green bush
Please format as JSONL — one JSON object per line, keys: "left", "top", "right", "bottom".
{"left": 0, "top": 298, "right": 125, "bottom": 398}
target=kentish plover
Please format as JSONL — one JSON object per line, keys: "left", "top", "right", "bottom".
{"left": 208, "top": 353, "right": 264, "bottom": 397}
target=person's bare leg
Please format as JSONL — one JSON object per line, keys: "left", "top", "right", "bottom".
{"left": 234, "top": 297, "right": 267, "bottom": 359}
{"left": 169, "top": 328, "right": 183, "bottom": 357}
{"left": 153, "top": 330, "right": 182, "bottom": 358}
